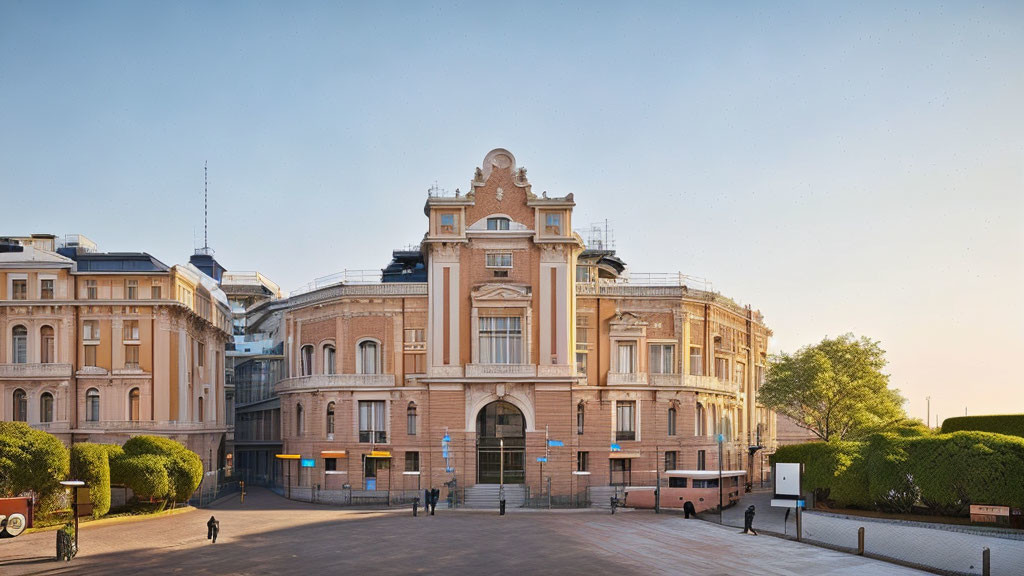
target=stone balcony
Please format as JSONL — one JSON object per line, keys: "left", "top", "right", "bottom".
{"left": 77, "top": 420, "right": 224, "bottom": 432}
{"left": 465, "top": 364, "right": 536, "bottom": 378}
{"left": 0, "top": 363, "right": 73, "bottom": 379}
{"left": 683, "top": 375, "right": 741, "bottom": 395}
{"left": 607, "top": 372, "right": 648, "bottom": 386}
{"left": 276, "top": 373, "right": 396, "bottom": 393}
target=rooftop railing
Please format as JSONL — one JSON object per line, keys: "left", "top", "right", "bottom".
{"left": 290, "top": 269, "right": 383, "bottom": 297}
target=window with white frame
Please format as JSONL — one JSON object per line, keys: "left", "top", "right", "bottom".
{"left": 11, "top": 278, "right": 27, "bottom": 300}
{"left": 486, "top": 217, "right": 510, "bottom": 230}
{"left": 129, "top": 388, "right": 140, "bottom": 421}
{"left": 124, "top": 345, "right": 140, "bottom": 369}
{"left": 616, "top": 401, "right": 636, "bottom": 441}
{"left": 357, "top": 340, "right": 381, "bottom": 374}
{"left": 123, "top": 320, "right": 139, "bottom": 342}
{"left": 41, "top": 326, "right": 54, "bottom": 363}
{"left": 478, "top": 317, "right": 522, "bottom": 364}
{"left": 668, "top": 406, "right": 677, "bottom": 436}
{"left": 575, "top": 315, "right": 590, "bottom": 376}
{"left": 689, "top": 346, "right": 703, "bottom": 376}
{"left": 86, "top": 388, "right": 100, "bottom": 421}
{"left": 85, "top": 279, "right": 97, "bottom": 299}
{"left": 649, "top": 343, "right": 675, "bottom": 374}
{"left": 617, "top": 342, "right": 637, "bottom": 373}
{"left": 40, "top": 278, "right": 54, "bottom": 300}
{"left": 300, "top": 345, "right": 314, "bottom": 376}
{"left": 715, "top": 357, "right": 729, "bottom": 381}
{"left": 41, "top": 392, "right": 54, "bottom": 423}
{"left": 83, "top": 320, "right": 100, "bottom": 342}
{"left": 324, "top": 345, "right": 336, "bottom": 375}
{"left": 125, "top": 279, "right": 138, "bottom": 300}
{"left": 544, "top": 212, "right": 561, "bottom": 234}
{"left": 485, "top": 252, "right": 512, "bottom": 268}
{"left": 439, "top": 213, "right": 456, "bottom": 233}
{"left": 11, "top": 325, "right": 28, "bottom": 364}
{"left": 407, "top": 402, "right": 417, "bottom": 435}
{"left": 359, "top": 400, "right": 387, "bottom": 443}
{"left": 12, "top": 389, "right": 27, "bottom": 421}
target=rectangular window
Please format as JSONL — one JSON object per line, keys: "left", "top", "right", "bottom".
{"left": 668, "top": 408, "right": 677, "bottom": 436}
{"left": 122, "top": 320, "right": 139, "bottom": 341}
{"left": 404, "top": 353, "right": 426, "bottom": 374}
{"left": 649, "top": 344, "right": 675, "bottom": 374}
{"left": 124, "top": 345, "right": 140, "bottom": 369}
{"left": 485, "top": 252, "right": 512, "bottom": 268}
{"left": 198, "top": 343, "right": 206, "bottom": 367}
{"left": 486, "top": 217, "right": 510, "bottom": 230}
{"left": 439, "top": 213, "right": 455, "bottom": 233}
{"left": 693, "top": 478, "right": 720, "bottom": 489}
{"left": 715, "top": 357, "right": 729, "bottom": 381}
{"left": 576, "top": 265, "right": 592, "bottom": 283}
{"left": 84, "top": 345, "right": 98, "bottom": 367}
{"left": 665, "top": 451, "right": 677, "bottom": 471}
{"left": 325, "top": 458, "right": 337, "bottom": 472}
{"left": 407, "top": 407, "right": 417, "bottom": 435}
{"left": 12, "top": 279, "right": 27, "bottom": 300}
{"left": 617, "top": 342, "right": 636, "bottom": 373}
{"left": 478, "top": 316, "right": 522, "bottom": 364}
{"left": 125, "top": 279, "right": 138, "bottom": 300}
{"left": 41, "top": 332, "right": 54, "bottom": 363}
{"left": 85, "top": 279, "right": 97, "bottom": 299}
{"left": 40, "top": 279, "right": 54, "bottom": 300}
{"left": 697, "top": 450, "right": 706, "bottom": 471}
{"left": 577, "top": 451, "right": 589, "bottom": 472}
{"left": 151, "top": 285, "right": 162, "bottom": 299}
{"left": 610, "top": 458, "right": 631, "bottom": 486}
{"left": 669, "top": 477, "right": 687, "bottom": 488}
{"left": 545, "top": 213, "right": 561, "bottom": 235}
{"left": 689, "top": 346, "right": 703, "bottom": 376}
{"left": 575, "top": 352, "right": 588, "bottom": 376}
{"left": 83, "top": 320, "right": 100, "bottom": 341}
{"left": 358, "top": 400, "right": 387, "bottom": 443}
{"left": 616, "top": 401, "right": 636, "bottom": 441}
{"left": 735, "top": 362, "right": 746, "bottom": 385}
{"left": 575, "top": 315, "right": 590, "bottom": 376}
{"left": 405, "top": 451, "right": 420, "bottom": 472}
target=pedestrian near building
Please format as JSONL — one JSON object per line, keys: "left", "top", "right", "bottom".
{"left": 742, "top": 505, "right": 758, "bottom": 535}
{"left": 430, "top": 488, "right": 439, "bottom": 515}
{"left": 207, "top": 516, "right": 220, "bottom": 543}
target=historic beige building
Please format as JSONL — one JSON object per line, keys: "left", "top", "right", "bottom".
{"left": 277, "top": 150, "right": 776, "bottom": 505}
{"left": 0, "top": 235, "right": 231, "bottom": 468}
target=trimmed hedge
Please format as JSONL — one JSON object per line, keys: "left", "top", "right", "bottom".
{"left": 941, "top": 414, "right": 1024, "bottom": 439}
{"left": 110, "top": 454, "right": 170, "bottom": 500}
{"left": 119, "top": 436, "right": 203, "bottom": 502}
{"left": 70, "top": 443, "right": 119, "bottom": 517}
{"left": 0, "top": 422, "right": 69, "bottom": 506}
{"left": 772, "top": 431, "right": 1024, "bottom": 514}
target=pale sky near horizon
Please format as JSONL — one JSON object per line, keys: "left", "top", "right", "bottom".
{"left": 2, "top": 1, "right": 1022, "bottom": 425}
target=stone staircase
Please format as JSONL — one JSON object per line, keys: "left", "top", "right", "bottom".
{"left": 588, "top": 485, "right": 625, "bottom": 509}
{"left": 462, "top": 484, "right": 526, "bottom": 509}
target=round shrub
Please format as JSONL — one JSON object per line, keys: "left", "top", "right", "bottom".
{"left": 70, "top": 443, "right": 119, "bottom": 517}
{"left": 110, "top": 454, "right": 170, "bottom": 501}
{"left": 0, "top": 422, "right": 69, "bottom": 506}
{"left": 120, "top": 436, "right": 203, "bottom": 502}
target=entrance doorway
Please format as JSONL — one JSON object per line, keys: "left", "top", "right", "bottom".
{"left": 476, "top": 401, "right": 526, "bottom": 484}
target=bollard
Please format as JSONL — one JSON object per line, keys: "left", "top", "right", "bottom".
{"left": 857, "top": 527, "right": 865, "bottom": 555}
{"left": 982, "top": 547, "right": 990, "bottom": 576}
{"left": 413, "top": 499, "right": 418, "bottom": 517}
{"left": 500, "top": 499, "right": 506, "bottom": 516}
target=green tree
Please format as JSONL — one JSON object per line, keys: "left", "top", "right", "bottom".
{"left": 0, "top": 422, "right": 69, "bottom": 505}
{"left": 118, "top": 436, "right": 203, "bottom": 502}
{"left": 760, "top": 334, "right": 905, "bottom": 441}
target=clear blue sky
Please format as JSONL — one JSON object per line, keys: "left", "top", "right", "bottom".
{"left": 2, "top": 1, "right": 1022, "bottom": 423}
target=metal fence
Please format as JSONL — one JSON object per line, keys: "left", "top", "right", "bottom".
{"left": 711, "top": 490, "right": 1023, "bottom": 576}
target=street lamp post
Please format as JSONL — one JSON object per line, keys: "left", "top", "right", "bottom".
{"left": 717, "top": 434, "right": 724, "bottom": 514}
{"left": 59, "top": 480, "right": 85, "bottom": 552}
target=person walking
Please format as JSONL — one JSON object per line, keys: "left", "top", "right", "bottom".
{"left": 207, "top": 516, "right": 220, "bottom": 543}
{"left": 430, "top": 488, "right": 439, "bottom": 515}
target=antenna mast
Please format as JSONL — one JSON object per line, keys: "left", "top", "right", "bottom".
{"left": 195, "top": 161, "right": 214, "bottom": 256}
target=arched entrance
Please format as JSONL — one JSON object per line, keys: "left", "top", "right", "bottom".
{"left": 476, "top": 401, "right": 526, "bottom": 484}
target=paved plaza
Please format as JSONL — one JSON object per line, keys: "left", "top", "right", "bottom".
{"left": 0, "top": 488, "right": 930, "bottom": 576}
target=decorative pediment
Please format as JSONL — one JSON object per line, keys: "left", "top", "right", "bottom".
{"left": 609, "top": 310, "right": 648, "bottom": 338}
{"left": 471, "top": 283, "right": 532, "bottom": 306}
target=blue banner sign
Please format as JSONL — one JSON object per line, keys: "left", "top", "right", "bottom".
{"left": 547, "top": 440, "right": 564, "bottom": 447}
{"left": 610, "top": 443, "right": 622, "bottom": 452}
{"left": 536, "top": 457, "right": 547, "bottom": 462}
{"left": 300, "top": 459, "right": 315, "bottom": 468}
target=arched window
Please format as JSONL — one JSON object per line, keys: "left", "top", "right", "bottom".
{"left": 40, "top": 326, "right": 55, "bottom": 364}
{"left": 407, "top": 402, "right": 417, "bottom": 435}
{"left": 12, "top": 389, "right": 27, "bottom": 421}
{"left": 129, "top": 388, "right": 140, "bottom": 421}
{"left": 86, "top": 388, "right": 100, "bottom": 422}
{"left": 577, "top": 402, "right": 585, "bottom": 435}
{"left": 12, "top": 325, "right": 28, "bottom": 364}
{"left": 357, "top": 340, "right": 380, "bottom": 374}
{"left": 323, "top": 345, "right": 336, "bottom": 375}
{"left": 695, "top": 403, "right": 706, "bottom": 436}
{"left": 198, "top": 396, "right": 204, "bottom": 422}
{"left": 327, "top": 401, "right": 335, "bottom": 436}
{"left": 668, "top": 406, "right": 677, "bottom": 436}
{"left": 296, "top": 403, "right": 304, "bottom": 436}
{"left": 40, "top": 392, "right": 54, "bottom": 423}
{"left": 300, "top": 345, "right": 314, "bottom": 376}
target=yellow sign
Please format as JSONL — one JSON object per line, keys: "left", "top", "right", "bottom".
{"left": 321, "top": 450, "right": 348, "bottom": 458}
{"left": 369, "top": 450, "right": 392, "bottom": 458}
{"left": 275, "top": 454, "right": 302, "bottom": 460}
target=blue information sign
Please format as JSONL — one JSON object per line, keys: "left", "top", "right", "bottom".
{"left": 547, "top": 440, "right": 564, "bottom": 447}
{"left": 536, "top": 457, "right": 547, "bottom": 463}
{"left": 301, "top": 459, "right": 315, "bottom": 468}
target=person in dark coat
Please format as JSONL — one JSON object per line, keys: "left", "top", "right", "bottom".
{"left": 683, "top": 501, "right": 696, "bottom": 519}
{"left": 424, "top": 489, "right": 431, "bottom": 516}
{"left": 430, "top": 488, "right": 439, "bottom": 515}
{"left": 207, "top": 516, "right": 220, "bottom": 543}
{"left": 742, "top": 505, "right": 758, "bottom": 535}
